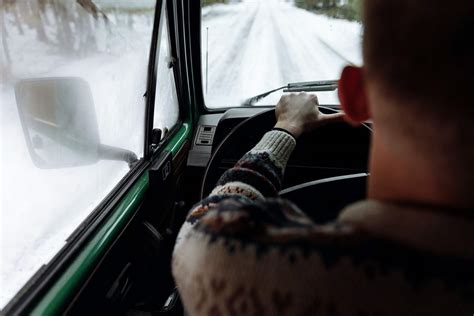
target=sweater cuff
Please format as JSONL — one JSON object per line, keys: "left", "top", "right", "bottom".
{"left": 250, "top": 130, "right": 297, "bottom": 170}
{"left": 272, "top": 127, "right": 297, "bottom": 141}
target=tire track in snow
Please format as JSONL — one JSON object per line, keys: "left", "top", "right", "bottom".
{"left": 316, "top": 36, "right": 354, "bottom": 65}
{"left": 270, "top": 1, "right": 359, "bottom": 83}
{"left": 268, "top": 5, "right": 300, "bottom": 85}
{"left": 205, "top": 3, "right": 259, "bottom": 98}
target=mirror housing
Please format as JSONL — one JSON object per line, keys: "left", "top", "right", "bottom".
{"left": 15, "top": 77, "right": 138, "bottom": 169}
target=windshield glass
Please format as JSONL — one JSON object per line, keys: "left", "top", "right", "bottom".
{"left": 201, "top": 0, "right": 362, "bottom": 108}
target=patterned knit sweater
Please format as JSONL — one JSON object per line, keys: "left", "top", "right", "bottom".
{"left": 172, "top": 130, "right": 474, "bottom": 315}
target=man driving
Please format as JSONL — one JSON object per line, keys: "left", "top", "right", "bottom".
{"left": 172, "top": 0, "right": 474, "bottom": 314}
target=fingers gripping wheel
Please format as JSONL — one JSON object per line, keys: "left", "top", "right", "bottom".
{"left": 200, "top": 107, "right": 372, "bottom": 199}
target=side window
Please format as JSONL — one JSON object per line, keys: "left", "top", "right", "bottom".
{"left": 153, "top": 6, "right": 180, "bottom": 133}
{"left": 0, "top": 0, "right": 156, "bottom": 308}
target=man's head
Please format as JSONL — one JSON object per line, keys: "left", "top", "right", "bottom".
{"left": 338, "top": 0, "right": 474, "bottom": 207}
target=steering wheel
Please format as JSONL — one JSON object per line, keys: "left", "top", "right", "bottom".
{"left": 201, "top": 107, "right": 371, "bottom": 221}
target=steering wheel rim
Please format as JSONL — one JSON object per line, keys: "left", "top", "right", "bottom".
{"left": 200, "top": 107, "right": 371, "bottom": 199}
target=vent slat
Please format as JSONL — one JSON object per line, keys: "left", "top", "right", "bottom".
{"left": 196, "top": 126, "right": 216, "bottom": 146}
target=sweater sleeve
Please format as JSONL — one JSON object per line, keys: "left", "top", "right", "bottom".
{"left": 176, "top": 130, "right": 296, "bottom": 238}
{"left": 210, "top": 129, "right": 296, "bottom": 200}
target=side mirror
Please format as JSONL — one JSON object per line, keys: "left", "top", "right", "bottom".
{"left": 15, "top": 77, "right": 138, "bottom": 169}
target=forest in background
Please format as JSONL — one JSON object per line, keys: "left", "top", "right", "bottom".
{"left": 202, "top": 0, "right": 241, "bottom": 6}
{"left": 203, "top": 0, "right": 228, "bottom": 4}
{"left": 294, "top": 0, "right": 361, "bottom": 21}
{"left": 201, "top": 0, "right": 361, "bottom": 21}
{"left": 0, "top": 0, "right": 155, "bottom": 82}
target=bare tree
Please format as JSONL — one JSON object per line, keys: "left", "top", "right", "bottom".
{"left": 28, "top": 0, "right": 49, "bottom": 43}
{"left": 10, "top": 2, "right": 24, "bottom": 35}
{"left": 76, "top": 0, "right": 108, "bottom": 22}
{"left": 1, "top": 0, "right": 12, "bottom": 81}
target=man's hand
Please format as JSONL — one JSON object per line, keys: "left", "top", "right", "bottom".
{"left": 274, "top": 93, "right": 345, "bottom": 138}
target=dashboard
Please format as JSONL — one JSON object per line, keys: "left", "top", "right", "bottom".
{"left": 187, "top": 107, "right": 371, "bottom": 195}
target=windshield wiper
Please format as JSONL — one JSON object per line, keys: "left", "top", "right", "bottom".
{"left": 242, "top": 80, "right": 339, "bottom": 106}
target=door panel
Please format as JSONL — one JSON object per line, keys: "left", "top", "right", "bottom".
{"left": 30, "top": 172, "right": 150, "bottom": 315}
{"left": 63, "top": 146, "right": 191, "bottom": 314}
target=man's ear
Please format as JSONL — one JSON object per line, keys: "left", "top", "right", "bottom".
{"left": 338, "top": 66, "right": 371, "bottom": 125}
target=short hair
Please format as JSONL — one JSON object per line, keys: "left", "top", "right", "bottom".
{"left": 363, "top": 0, "right": 474, "bottom": 119}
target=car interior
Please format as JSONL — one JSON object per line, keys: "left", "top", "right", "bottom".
{"left": 2, "top": 0, "right": 372, "bottom": 315}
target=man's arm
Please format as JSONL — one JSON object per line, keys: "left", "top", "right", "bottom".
{"left": 172, "top": 93, "right": 346, "bottom": 315}
{"left": 175, "top": 93, "right": 343, "bottom": 242}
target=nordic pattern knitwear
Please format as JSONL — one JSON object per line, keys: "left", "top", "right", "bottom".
{"left": 172, "top": 130, "right": 474, "bottom": 315}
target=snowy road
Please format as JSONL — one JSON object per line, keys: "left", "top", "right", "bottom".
{"left": 202, "top": 0, "right": 362, "bottom": 107}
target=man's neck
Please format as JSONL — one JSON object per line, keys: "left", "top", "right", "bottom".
{"left": 367, "top": 133, "right": 472, "bottom": 210}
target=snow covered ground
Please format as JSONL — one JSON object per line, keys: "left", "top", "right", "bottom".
{"left": 0, "top": 0, "right": 362, "bottom": 309}
{"left": 202, "top": 0, "right": 362, "bottom": 107}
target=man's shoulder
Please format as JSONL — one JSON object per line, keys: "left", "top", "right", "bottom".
{"left": 175, "top": 196, "right": 474, "bottom": 315}
{"left": 188, "top": 195, "right": 474, "bottom": 265}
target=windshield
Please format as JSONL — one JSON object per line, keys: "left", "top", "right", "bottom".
{"left": 201, "top": 0, "right": 363, "bottom": 108}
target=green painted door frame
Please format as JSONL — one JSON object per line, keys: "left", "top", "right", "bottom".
{"left": 31, "top": 118, "right": 193, "bottom": 314}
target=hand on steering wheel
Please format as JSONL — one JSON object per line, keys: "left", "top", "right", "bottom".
{"left": 274, "top": 93, "right": 345, "bottom": 138}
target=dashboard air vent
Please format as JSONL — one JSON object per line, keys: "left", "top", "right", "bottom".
{"left": 195, "top": 126, "right": 216, "bottom": 146}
